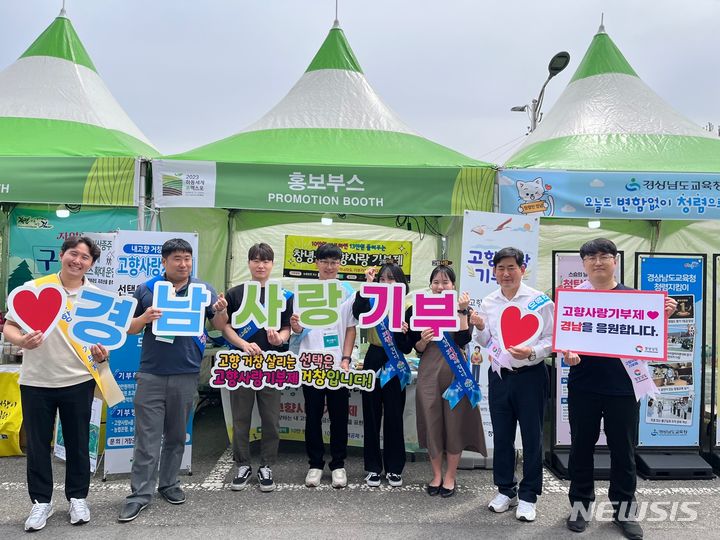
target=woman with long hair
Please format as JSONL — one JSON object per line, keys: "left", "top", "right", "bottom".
{"left": 409, "top": 265, "right": 485, "bottom": 498}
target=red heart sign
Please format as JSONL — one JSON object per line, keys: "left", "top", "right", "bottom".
{"left": 7, "top": 284, "right": 67, "bottom": 335}
{"left": 498, "top": 305, "right": 542, "bottom": 350}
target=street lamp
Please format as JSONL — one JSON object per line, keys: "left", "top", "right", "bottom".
{"left": 512, "top": 51, "right": 571, "bottom": 133}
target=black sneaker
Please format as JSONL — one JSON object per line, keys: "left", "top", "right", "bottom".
{"left": 365, "top": 472, "right": 381, "bottom": 487}
{"left": 386, "top": 473, "right": 403, "bottom": 487}
{"left": 566, "top": 514, "right": 589, "bottom": 533}
{"left": 257, "top": 465, "right": 275, "bottom": 492}
{"left": 231, "top": 465, "right": 252, "bottom": 491}
{"left": 613, "top": 517, "right": 644, "bottom": 540}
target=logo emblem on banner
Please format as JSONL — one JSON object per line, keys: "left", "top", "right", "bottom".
{"left": 7, "top": 284, "right": 67, "bottom": 335}
{"left": 498, "top": 305, "right": 542, "bottom": 350}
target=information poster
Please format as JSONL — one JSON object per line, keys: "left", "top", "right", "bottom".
{"left": 283, "top": 235, "right": 412, "bottom": 281}
{"left": 552, "top": 252, "right": 622, "bottom": 446}
{"left": 637, "top": 255, "right": 703, "bottom": 447}
{"left": 458, "top": 210, "right": 539, "bottom": 452}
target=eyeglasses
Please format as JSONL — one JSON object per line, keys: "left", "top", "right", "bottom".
{"left": 317, "top": 259, "right": 341, "bottom": 266}
{"left": 582, "top": 254, "right": 615, "bottom": 263}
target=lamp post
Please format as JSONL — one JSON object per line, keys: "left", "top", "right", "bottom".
{"left": 512, "top": 51, "right": 570, "bottom": 133}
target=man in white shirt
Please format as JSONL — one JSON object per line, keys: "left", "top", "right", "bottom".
{"left": 472, "top": 247, "right": 554, "bottom": 523}
{"left": 290, "top": 243, "right": 357, "bottom": 489}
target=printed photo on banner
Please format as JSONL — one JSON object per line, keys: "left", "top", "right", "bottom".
{"left": 283, "top": 235, "right": 412, "bottom": 281}
{"left": 667, "top": 323, "right": 695, "bottom": 360}
{"left": 645, "top": 393, "right": 694, "bottom": 425}
{"left": 553, "top": 288, "right": 667, "bottom": 360}
{"left": 648, "top": 361, "right": 693, "bottom": 393}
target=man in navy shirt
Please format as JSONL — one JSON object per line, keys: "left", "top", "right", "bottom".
{"left": 119, "top": 238, "right": 227, "bottom": 522}
{"left": 564, "top": 238, "right": 675, "bottom": 540}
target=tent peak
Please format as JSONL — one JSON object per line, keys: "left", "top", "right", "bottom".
{"left": 597, "top": 12, "right": 606, "bottom": 34}
{"left": 333, "top": 18, "right": 341, "bottom": 29}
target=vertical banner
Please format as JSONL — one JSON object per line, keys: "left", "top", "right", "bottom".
{"left": 103, "top": 230, "right": 199, "bottom": 476}
{"left": 636, "top": 254, "right": 704, "bottom": 448}
{"left": 552, "top": 252, "right": 624, "bottom": 446}
{"left": 459, "top": 210, "right": 540, "bottom": 451}
{"left": 53, "top": 232, "right": 116, "bottom": 471}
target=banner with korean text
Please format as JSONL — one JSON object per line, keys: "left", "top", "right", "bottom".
{"left": 636, "top": 254, "right": 704, "bottom": 448}
{"left": 282, "top": 235, "right": 412, "bottom": 281}
{"left": 552, "top": 252, "right": 623, "bottom": 446}
{"left": 498, "top": 169, "right": 720, "bottom": 219}
{"left": 103, "top": 230, "right": 199, "bottom": 476}
{"left": 459, "top": 210, "right": 539, "bottom": 452}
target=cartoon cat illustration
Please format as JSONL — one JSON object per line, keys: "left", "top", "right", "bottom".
{"left": 516, "top": 177, "right": 554, "bottom": 216}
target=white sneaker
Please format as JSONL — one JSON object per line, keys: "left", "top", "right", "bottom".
{"left": 516, "top": 500, "right": 536, "bottom": 522}
{"left": 364, "top": 472, "right": 381, "bottom": 487}
{"left": 25, "top": 500, "right": 54, "bottom": 531}
{"left": 331, "top": 468, "right": 348, "bottom": 488}
{"left": 69, "top": 497, "right": 90, "bottom": 525}
{"left": 488, "top": 493, "right": 518, "bottom": 513}
{"left": 305, "top": 468, "right": 323, "bottom": 487}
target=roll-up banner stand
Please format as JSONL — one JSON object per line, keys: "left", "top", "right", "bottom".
{"left": 634, "top": 253, "right": 712, "bottom": 479}
{"left": 706, "top": 254, "right": 720, "bottom": 473}
{"left": 546, "top": 250, "right": 623, "bottom": 480}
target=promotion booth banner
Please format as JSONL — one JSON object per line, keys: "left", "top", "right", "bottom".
{"left": 102, "top": 230, "right": 199, "bottom": 477}
{"left": 458, "top": 209, "right": 540, "bottom": 454}
{"left": 635, "top": 254, "right": 704, "bottom": 448}
{"left": 283, "top": 234, "right": 412, "bottom": 281}
{"left": 552, "top": 251, "right": 624, "bottom": 446}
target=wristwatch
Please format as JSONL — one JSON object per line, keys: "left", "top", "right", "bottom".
{"left": 528, "top": 350, "right": 537, "bottom": 362}
{"left": 457, "top": 308, "right": 469, "bottom": 315}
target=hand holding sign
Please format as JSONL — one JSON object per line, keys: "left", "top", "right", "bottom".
{"left": 7, "top": 284, "right": 67, "bottom": 338}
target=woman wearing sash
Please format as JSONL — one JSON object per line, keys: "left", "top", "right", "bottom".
{"left": 352, "top": 263, "right": 413, "bottom": 488}
{"left": 409, "top": 265, "right": 486, "bottom": 498}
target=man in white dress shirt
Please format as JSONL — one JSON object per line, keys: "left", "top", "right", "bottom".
{"left": 472, "top": 247, "right": 554, "bottom": 523}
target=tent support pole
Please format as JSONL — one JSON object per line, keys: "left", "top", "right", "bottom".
{"left": 649, "top": 219, "right": 661, "bottom": 253}
{"left": 225, "top": 209, "right": 237, "bottom": 291}
{"left": 137, "top": 159, "right": 147, "bottom": 231}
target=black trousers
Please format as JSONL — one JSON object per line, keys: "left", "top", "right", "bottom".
{"left": 362, "top": 345, "right": 406, "bottom": 475}
{"left": 568, "top": 387, "right": 639, "bottom": 514}
{"left": 20, "top": 379, "right": 95, "bottom": 503}
{"left": 488, "top": 362, "right": 548, "bottom": 503}
{"left": 302, "top": 385, "right": 349, "bottom": 470}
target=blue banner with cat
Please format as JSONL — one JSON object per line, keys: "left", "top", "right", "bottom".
{"left": 498, "top": 169, "right": 720, "bottom": 220}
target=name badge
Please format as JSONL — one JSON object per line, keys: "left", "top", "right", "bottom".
{"left": 323, "top": 334, "right": 339, "bottom": 348}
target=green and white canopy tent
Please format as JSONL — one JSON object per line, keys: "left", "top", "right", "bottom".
{"left": 153, "top": 21, "right": 496, "bottom": 290}
{"left": 498, "top": 22, "right": 720, "bottom": 293}
{"left": 0, "top": 9, "right": 157, "bottom": 207}
{"left": 0, "top": 10, "right": 159, "bottom": 303}
{"left": 153, "top": 21, "right": 494, "bottom": 217}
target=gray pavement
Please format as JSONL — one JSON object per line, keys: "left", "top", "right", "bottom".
{"left": 1, "top": 401, "right": 719, "bottom": 539}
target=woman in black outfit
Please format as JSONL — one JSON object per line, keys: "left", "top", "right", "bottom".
{"left": 352, "top": 263, "right": 413, "bottom": 488}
